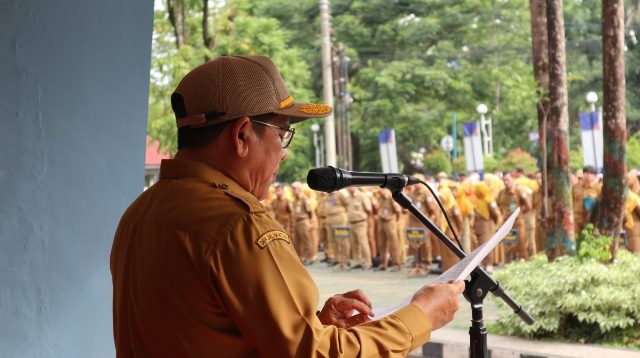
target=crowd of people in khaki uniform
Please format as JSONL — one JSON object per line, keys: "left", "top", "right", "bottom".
{"left": 265, "top": 165, "right": 640, "bottom": 274}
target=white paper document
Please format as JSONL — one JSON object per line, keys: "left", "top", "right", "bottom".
{"left": 371, "top": 208, "right": 520, "bottom": 319}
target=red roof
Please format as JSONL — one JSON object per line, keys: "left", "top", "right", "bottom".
{"left": 145, "top": 136, "right": 171, "bottom": 165}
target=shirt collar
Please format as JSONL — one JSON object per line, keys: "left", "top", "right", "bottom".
{"left": 159, "top": 159, "right": 266, "bottom": 213}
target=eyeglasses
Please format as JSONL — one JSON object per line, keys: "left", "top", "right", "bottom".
{"left": 251, "top": 119, "right": 296, "bottom": 149}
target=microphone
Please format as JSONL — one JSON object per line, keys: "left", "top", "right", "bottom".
{"left": 307, "top": 166, "right": 420, "bottom": 193}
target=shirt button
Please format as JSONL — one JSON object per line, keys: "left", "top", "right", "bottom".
{"left": 217, "top": 183, "right": 229, "bottom": 190}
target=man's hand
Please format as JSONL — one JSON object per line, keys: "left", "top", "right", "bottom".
{"left": 318, "top": 289, "right": 374, "bottom": 328}
{"left": 411, "top": 281, "right": 465, "bottom": 330}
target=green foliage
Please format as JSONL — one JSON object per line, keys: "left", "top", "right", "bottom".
{"left": 423, "top": 150, "right": 451, "bottom": 175}
{"left": 577, "top": 224, "right": 612, "bottom": 262}
{"left": 570, "top": 146, "right": 584, "bottom": 172}
{"left": 493, "top": 252, "right": 640, "bottom": 347}
{"left": 498, "top": 148, "right": 538, "bottom": 173}
{"left": 483, "top": 155, "right": 499, "bottom": 173}
{"left": 146, "top": 0, "right": 640, "bottom": 177}
{"left": 452, "top": 156, "right": 465, "bottom": 174}
{"left": 628, "top": 133, "right": 640, "bottom": 170}
{"left": 148, "top": 0, "right": 315, "bottom": 158}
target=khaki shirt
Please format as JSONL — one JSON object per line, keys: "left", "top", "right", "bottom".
{"left": 377, "top": 196, "right": 401, "bottom": 221}
{"left": 293, "top": 195, "right": 312, "bottom": 221}
{"left": 111, "top": 159, "right": 431, "bottom": 357}
{"left": 324, "top": 191, "right": 349, "bottom": 218}
{"left": 406, "top": 189, "right": 438, "bottom": 227}
{"left": 497, "top": 187, "right": 529, "bottom": 225}
{"left": 347, "top": 190, "right": 372, "bottom": 223}
{"left": 271, "top": 196, "right": 293, "bottom": 229}
{"left": 572, "top": 181, "right": 602, "bottom": 225}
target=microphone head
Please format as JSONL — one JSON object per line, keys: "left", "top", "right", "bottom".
{"left": 307, "top": 167, "right": 339, "bottom": 193}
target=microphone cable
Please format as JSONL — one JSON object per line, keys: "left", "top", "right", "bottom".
{"left": 418, "top": 180, "right": 465, "bottom": 254}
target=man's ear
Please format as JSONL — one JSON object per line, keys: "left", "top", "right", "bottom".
{"left": 229, "top": 117, "right": 253, "bottom": 158}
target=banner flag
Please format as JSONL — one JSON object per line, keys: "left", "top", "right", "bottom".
{"left": 463, "top": 121, "right": 483, "bottom": 173}
{"left": 579, "top": 112, "right": 603, "bottom": 171}
{"left": 379, "top": 129, "right": 399, "bottom": 173}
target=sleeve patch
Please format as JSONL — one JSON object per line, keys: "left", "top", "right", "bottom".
{"left": 256, "top": 230, "right": 290, "bottom": 249}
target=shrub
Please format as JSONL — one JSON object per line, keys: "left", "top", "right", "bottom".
{"left": 424, "top": 150, "right": 451, "bottom": 175}
{"left": 484, "top": 155, "right": 499, "bottom": 173}
{"left": 449, "top": 155, "right": 497, "bottom": 174}
{"left": 452, "top": 156, "right": 465, "bottom": 174}
{"left": 577, "top": 224, "right": 612, "bottom": 262}
{"left": 492, "top": 251, "right": 640, "bottom": 347}
{"left": 498, "top": 148, "right": 538, "bottom": 173}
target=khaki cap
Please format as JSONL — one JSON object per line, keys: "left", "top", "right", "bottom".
{"left": 171, "top": 55, "right": 332, "bottom": 128}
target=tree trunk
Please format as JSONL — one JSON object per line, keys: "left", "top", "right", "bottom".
{"left": 546, "top": 0, "right": 575, "bottom": 259}
{"left": 167, "top": 0, "right": 187, "bottom": 48}
{"left": 202, "top": 0, "right": 215, "bottom": 61}
{"left": 597, "top": 0, "right": 627, "bottom": 262}
{"left": 529, "top": 0, "right": 551, "bottom": 249}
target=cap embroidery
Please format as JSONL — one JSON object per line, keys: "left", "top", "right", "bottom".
{"left": 280, "top": 96, "right": 294, "bottom": 109}
{"left": 299, "top": 103, "right": 331, "bottom": 115}
{"left": 256, "top": 230, "right": 290, "bottom": 249}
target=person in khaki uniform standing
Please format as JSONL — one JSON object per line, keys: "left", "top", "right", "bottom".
{"left": 624, "top": 173, "right": 640, "bottom": 253}
{"left": 315, "top": 191, "right": 330, "bottom": 262}
{"left": 291, "top": 181, "right": 314, "bottom": 264}
{"left": 376, "top": 189, "right": 403, "bottom": 271}
{"left": 515, "top": 176, "right": 538, "bottom": 257}
{"left": 271, "top": 183, "right": 293, "bottom": 236}
{"left": 405, "top": 183, "right": 437, "bottom": 271}
{"left": 472, "top": 182, "right": 502, "bottom": 273}
{"left": 451, "top": 181, "right": 474, "bottom": 254}
{"left": 111, "top": 55, "right": 463, "bottom": 357}
{"left": 437, "top": 183, "right": 463, "bottom": 271}
{"left": 347, "top": 187, "right": 373, "bottom": 269}
{"left": 497, "top": 173, "right": 532, "bottom": 262}
{"left": 324, "top": 190, "right": 350, "bottom": 266}
{"left": 572, "top": 165, "right": 602, "bottom": 237}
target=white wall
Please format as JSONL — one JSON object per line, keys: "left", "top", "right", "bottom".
{"left": 0, "top": 0, "right": 154, "bottom": 356}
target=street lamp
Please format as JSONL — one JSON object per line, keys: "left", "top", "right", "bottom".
{"left": 586, "top": 91, "right": 598, "bottom": 112}
{"left": 476, "top": 103, "right": 492, "bottom": 157}
{"left": 311, "top": 123, "right": 322, "bottom": 167}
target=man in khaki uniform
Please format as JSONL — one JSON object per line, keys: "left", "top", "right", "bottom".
{"left": 572, "top": 165, "right": 602, "bottom": 237}
{"left": 291, "top": 181, "right": 314, "bottom": 263}
{"left": 347, "top": 187, "right": 373, "bottom": 269}
{"left": 472, "top": 182, "right": 502, "bottom": 272}
{"left": 315, "top": 191, "right": 330, "bottom": 262}
{"left": 376, "top": 189, "right": 403, "bottom": 271}
{"left": 405, "top": 183, "right": 437, "bottom": 270}
{"left": 497, "top": 173, "right": 532, "bottom": 262}
{"left": 324, "top": 190, "right": 350, "bottom": 266}
{"left": 271, "top": 183, "right": 293, "bottom": 236}
{"left": 437, "top": 183, "right": 463, "bottom": 271}
{"left": 111, "top": 55, "right": 463, "bottom": 357}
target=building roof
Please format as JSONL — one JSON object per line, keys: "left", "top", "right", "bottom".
{"left": 145, "top": 136, "right": 171, "bottom": 166}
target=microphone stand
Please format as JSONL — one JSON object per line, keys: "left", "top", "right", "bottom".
{"left": 385, "top": 179, "right": 534, "bottom": 358}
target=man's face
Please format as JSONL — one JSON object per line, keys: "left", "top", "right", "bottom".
{"left": 250, "top": 115, "right": 290, "bottom": 200}
{"left": 503, "top": 174, "right": 513, "bottom": 189}
{"left": 583, "top": 172, "right": 595, "bottom": 185}
{"left": 275, "top": 186, "right": 284, "bottom": 198}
